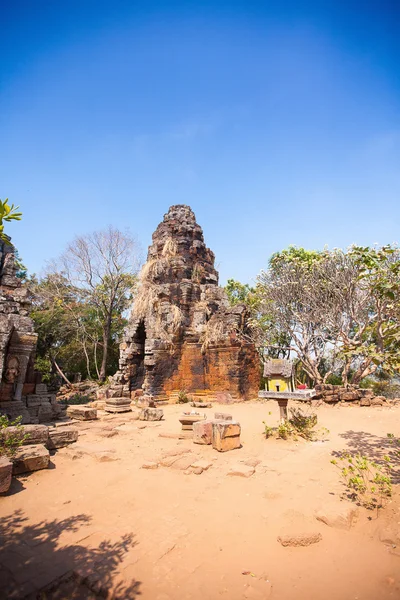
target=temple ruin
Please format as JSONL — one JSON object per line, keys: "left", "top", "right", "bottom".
{"left": 112, "top": 205, "right": 260, "bottom": 401}
{"left": 0, "top": 240, "right": 64, "bottom": 423}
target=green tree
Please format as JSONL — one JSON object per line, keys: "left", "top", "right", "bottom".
{"left": 0, "top": 199, "right": 22, "bottom": 243}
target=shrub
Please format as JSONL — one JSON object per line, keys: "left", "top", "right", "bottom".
{"left": 0, "top": 415, "right": 28, "bottom": 458}
{"left": 289, "top": 407, "right": 318, "bottom": 440}
{"left": 62, "top": 394, "right": 91, "bottom": 405}
{"left": 331, "top": 453, "right": 392, "bottom": 511}
{"left": 177, "top": 390, "right": 190, "bottom": 404}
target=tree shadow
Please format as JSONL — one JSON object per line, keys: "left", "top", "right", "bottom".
{"left": 0, "top": 510, "right": 141, "bottom": 599}
{"left": 333, "top": 430, "right": 400, "bottom": 484}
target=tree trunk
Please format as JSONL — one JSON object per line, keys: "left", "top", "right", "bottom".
{"left": 99, "top": 313, "right": 112, "bottom": 381}
{"left": 52, "top": 358, "right": 72, "bottom": 387}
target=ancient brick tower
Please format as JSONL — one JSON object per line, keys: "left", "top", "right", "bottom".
{"left": 113, "top": 205, "right": 260, "bottom": 400}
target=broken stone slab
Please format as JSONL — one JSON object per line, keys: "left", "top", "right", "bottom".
{"left": 47, "top": 426, "right": 79, "bottom": 449}
{"left": 193, "top": 419, "right": 213, "bottom": 445}
{"left": 379, "top": 525, "right": 400, "bottom": 547}
{"left": 13, "top": 444, "right": 50, "bottom": 474}
{"left": 214, "top": 412, "right": 232, "bottom": 421}
{"left": 191, "top": 401, "right": 212, "bottom": 408}
{"left": 277, "top": 532, "right": 322, "bottom": 547}
{"left": 315, "top": 502, "right": 358, "bottom": 530}
{"left": 139, "top": 408, "right": 164, "bottom": 421}
{"left": 2, "top": 424, "right": 49, "bottom": 446}
{"left": 190, "top": 460, "right": 213, "bottom": 475}
{"left": 227, "top": 464, "right": 255, "bottom": 478}
{"left": 66, "top": 405, "right": 97, "bottom": 421}
{"left": 63, "top": 443, "right": 117, "bottom": 462}
{"left": 215, "top": 392, "right": 234, "bottom": 404}
{"left": 0, "top": 457, "right": 12, "bottom": 493}
{"left": 212, "top": 421, "right": 241, "bottom": 452}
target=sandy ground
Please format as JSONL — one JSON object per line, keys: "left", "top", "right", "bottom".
{"left": 0, "top": 401, "right": 400, "bottom": 600}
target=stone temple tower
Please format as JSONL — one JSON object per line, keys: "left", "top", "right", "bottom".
{"left": 113, "top": 205, "right": 260, "bottom": 400}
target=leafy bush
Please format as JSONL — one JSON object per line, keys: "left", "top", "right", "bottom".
{"left": 325, "top": 374, "right": 343, "bottom": 386}
{"left": 0, "top": 416, "right": 28, "bottom": 458}
{"left": 263, "top": 407, "right": 328, "bottom": 441}
{"left": 177, "top": 390, "right": 190, "bottom": 404}
{"left": 61, "top": 394, "right": 91, "bottom": 405}
{"left": 331, "top": 453, "right": 392, "bottom": 511}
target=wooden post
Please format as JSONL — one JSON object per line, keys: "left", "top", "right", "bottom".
{"left": 277, "top": 399, "right": 288, "bottom": 422}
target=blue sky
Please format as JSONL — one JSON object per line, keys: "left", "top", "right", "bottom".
{"left": 1, "top": 0, "right": 399, "bottom": 284}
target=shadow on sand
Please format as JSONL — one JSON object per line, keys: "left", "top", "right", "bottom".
{"left": 333, "top": 430, "right": 400, "bottom": 484}
{"left": 0, "top": 510, "right": 141, "bottom": 599}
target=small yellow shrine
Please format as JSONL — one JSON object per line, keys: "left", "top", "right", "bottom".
{"left": 263, "top": 359, "right": 295, "bottom": 393}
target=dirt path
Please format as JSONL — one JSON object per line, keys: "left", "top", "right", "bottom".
{"left": 1, "top": 401, "right": 399, "bottom": 599}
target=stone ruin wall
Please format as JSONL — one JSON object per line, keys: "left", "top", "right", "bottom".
{"left": 313, "top": 383, "right": 398, "bottom": 407}
{"left": 0, "top": 241, "right": 64, "bottom": 423}
{"left": 112, "top": 205, "right": 260, "bottom": 401}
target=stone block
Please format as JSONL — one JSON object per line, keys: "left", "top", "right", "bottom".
{"left": 13, "top": 444, "right": 50, "bottom": 474}
{"left": 215, "top": 392, "right": 234, "bottom": 404}
{"left": 214, "top": 412, "right": 232, "bottom": 421}
{"left": 139, "top": 408, "right": 164, "bottom": 421}
{"left": 371, "top": 396, "right": 386, "bottom": 406}
{"left": 360, "top": 398, "right": 371, "bottom": 407}
{"left": 339, "top": 391, "right": 361, "bottom": 401}
{"left": 35, "top": 384, "right": 48, "bottom": 394}
{"left": 66, "top": 405, "right": 97, "bottom": 421}
{"left": 47, "top": 426, "right": 79, "bottom": 449}
{"left": 38, "top": 406, "right": 53, "bottom": 422}
{"left": 323, "top": 394, "right": 339, "bottom": 403}
{"left": 179, "top": 413, "right": 205, "bottom": 430}
{"left": 278, "top": 532, "right": 322, "bottom": 547}
{"left": 212, "top": 421, "right": 241, "bottom": 452}
{"left": 26, "top": 396, "right": 42, "bottom": 408}
{"left": 193, "top": 420, "right": 213, "bottom": 445}
{"left": 3, "top": 424, "right": 49, "bottom": 446}
{"left": 104, "top": 397, "right": 131, "bottom": 413}
{"left": 0, "top": 457, "right": 12, "bottom": 493}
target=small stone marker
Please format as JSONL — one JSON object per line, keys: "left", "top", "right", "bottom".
{"left": 104, "top": 397, "right": 132, "bottom": 413}
{"left": 212, "top": 421, "right": 241, "bottom": 452}
{"left": 13, "top": 444, "right": 50, "bottom": 474}
{"left": 66, "top": 405, "right": 97, "bottom": 421}
{"left": 140, "top": 408, "right": 164, "bottom": 421}
{"left": 35, "top": 383, "right": 48, "bottom": 394}
{"left": 0, "top": 458, "right": 12, "bottom": 493}
{"left": 214, "top": 412, "right": 232, "bottom": 421}
{"left": 193, "top": 420, "right": 213, "bottom": 444}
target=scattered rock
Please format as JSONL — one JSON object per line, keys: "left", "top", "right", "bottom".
{"left": 190, "top": 460, "right": 212, "bottom": 475}
{"left": 47, "top": 426, "right": 79, "bottom": 449}
{"left": 214, "top": 412, "right": 232, "bottom": 421}
{"left": 371, "top": 396, "right": 386, "bottom": 406}
{"left": 66, "top": 405, "right": 97, "bottom": 421}
{"left": 315, "top": 502, "right": 358, "bottom": 530}
{"left": 142, "top": 461, "right": 159, "bottom": 470}
{"left": 191, "top": 402, "right": 212, "bottom": 408}
{"left": 227, "top": 464, "right": 255, "bottom": 478}
{"left": 13, "top": 444, "right": 50, "bottom": 474}
{"left": 0, "top": 457, "right": 12, "bottom": 493}
{"left": 114, "top": 424, "right": 138, "bottom": 433}
{"left": 379, "top": 525, "right": 400, "bottom": 547}
{"left": 277, "top": 532, "right": 322, "bottom": 547}
{"left": 139, "top": 408, "right": 164, "bottom": 421}
{"left": 243, "top": 458, "right": 261, "bottom": 468}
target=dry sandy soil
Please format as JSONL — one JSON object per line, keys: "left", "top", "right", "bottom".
{"left": 1, "top": 401, "right": 400, "bottom": 600}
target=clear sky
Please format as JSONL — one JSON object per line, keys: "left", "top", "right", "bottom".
{"left": 1, "top": 0, "right": 399, "bottom": 285}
